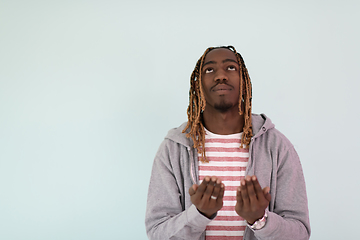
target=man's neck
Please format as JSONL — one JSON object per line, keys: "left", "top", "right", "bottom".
{"left": 202, "top": 109, "right": 244, "bottom": 135}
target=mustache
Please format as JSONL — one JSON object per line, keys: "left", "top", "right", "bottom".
{"left": 210, "top": 83, "right": 234, "bottom": 91}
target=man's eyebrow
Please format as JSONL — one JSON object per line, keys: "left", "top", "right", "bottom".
{"left": 222, "top": 59, "right": 239, "bottom": 65}
{"left": 202, "top": 60, "right": 216, "bottom": 67}
{"left": 202, "top": 59, "right": 239, "bottom": 68}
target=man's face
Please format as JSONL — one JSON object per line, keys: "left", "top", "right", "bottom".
{"left": 201, "top": 48, "right": 241, "bottom": 113}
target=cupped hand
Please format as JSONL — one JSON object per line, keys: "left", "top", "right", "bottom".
{"left": 188, "top": 176, "right": 225, "bottom": 218}
{"left": 235, "top": 175, "right": 271, "bottom": 224}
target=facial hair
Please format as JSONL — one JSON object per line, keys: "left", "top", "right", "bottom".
{"left": 213, "top": 100, "right": 234, "bottom": 113}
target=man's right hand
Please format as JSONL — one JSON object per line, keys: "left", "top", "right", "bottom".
{"left": 188, "top": 176, "right": 225, "bottom": 218}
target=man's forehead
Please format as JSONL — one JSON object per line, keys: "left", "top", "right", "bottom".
{"left": 204, "top": 48, "right": 238, "bottom": 63}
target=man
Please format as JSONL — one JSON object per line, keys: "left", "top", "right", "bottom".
{"left": 145, "top": 46, "right": 310, "bottom": 240}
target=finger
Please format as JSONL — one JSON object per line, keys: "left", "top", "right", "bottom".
{"left": 236, "top": 186, "right": 243, "bottom": 206}
{"left": 245, "top": 176, "right": 257, "bottom": 203}
{"left": 189, "top": 184, "right": 198, "bottom": 196}
{"left": 251, "top": 175, "right": 266, "bottom": 201}
{"left": 197, "top": 176, "right": 210, "bottom": 195}
{"left": 240, "top": 179, "right": 250, "bottom": 206}
{"left": 216, "top": 183, "right": 225, "bottom": 204}
{"left": 210, "top": 178, "right": 223, "bottom": 200}
{"left": 203, "top": 176, "right": 216, "bottom": 198}
{"left": 263, "top": 186, "right": 271, "bottom": 202}
{"left": 218, "top": 183, "right": 225, "bottom": 199}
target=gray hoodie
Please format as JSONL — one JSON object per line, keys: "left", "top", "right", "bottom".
{"left": 145, "top": 114, "right": 310, "bottom": 240}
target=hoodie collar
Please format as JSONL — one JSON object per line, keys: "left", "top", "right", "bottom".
{"left": 165, "top": 122, "right": 193, "bottom": 148}
{"left": 165, "top": 113, "right": 275, "bottom": 147}
{"left": 251, "top": 113, "right": 275, "bottom": 139}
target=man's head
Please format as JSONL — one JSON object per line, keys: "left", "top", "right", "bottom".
{"left": 201, "top": 47, "right": 241, "bottom": 113}
{"left": 183, "top": 46, "right": 253, "bottom": 162}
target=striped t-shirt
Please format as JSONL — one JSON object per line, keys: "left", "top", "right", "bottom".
{"left": 198, "top": 128, "right": 249, "bottom": 240}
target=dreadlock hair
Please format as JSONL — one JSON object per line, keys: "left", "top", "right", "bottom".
{"left": 182, "top": 46, "right": 253, "bottom": 163}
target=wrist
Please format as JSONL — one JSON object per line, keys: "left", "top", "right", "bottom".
{"left": 247, "top": 211, "right": 268, "bottom": 230}
{"left": 197, "top": 208, "right": 216, "bottom": 219}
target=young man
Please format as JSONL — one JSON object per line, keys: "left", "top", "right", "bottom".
{"left": 145, "top": 46, "right": 310, "bottom": 240}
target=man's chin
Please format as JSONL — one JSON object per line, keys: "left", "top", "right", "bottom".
{"left": 214, "top": 103, "right": 234, "bottom": 113}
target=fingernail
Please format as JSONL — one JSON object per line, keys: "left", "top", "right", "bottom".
{"left": 252, "top": 176, "right": 256, "bottom": 181}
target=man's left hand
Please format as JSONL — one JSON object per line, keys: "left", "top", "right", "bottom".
{"left": 235, "top": 175, "right": 271, "bottom": 225}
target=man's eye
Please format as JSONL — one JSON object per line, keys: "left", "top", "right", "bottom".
{"left": 228, "top": 66, "right": 236, "bottom": 71}
{"left": 205, "top": 68, "right": 213, "bottom": 73}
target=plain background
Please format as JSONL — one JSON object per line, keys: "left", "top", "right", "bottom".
{"left": 1, "top": 0, "right": 359, "bottom": 239}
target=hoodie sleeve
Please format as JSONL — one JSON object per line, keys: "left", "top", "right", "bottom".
{"left": 145, "top": 140, "right": 210, "bottom": 240}
{"left": 251, "top": 144, "right": 311, "bottom": 240}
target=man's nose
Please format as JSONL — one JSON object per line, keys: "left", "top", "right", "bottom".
{"left": 214, "top": 69, "right": 228, "bottom": 82}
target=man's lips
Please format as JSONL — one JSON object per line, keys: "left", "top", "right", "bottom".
{"left": 211, "top": 84, "right": 233, "bottom": 92}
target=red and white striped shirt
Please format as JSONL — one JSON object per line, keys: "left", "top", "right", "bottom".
{"left": 199, "top": 128, "right": 249, "bottom": 240}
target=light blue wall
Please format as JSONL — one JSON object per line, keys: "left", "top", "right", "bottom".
{"left": 1, "top": 1, "right": 359, "bottom": 239}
